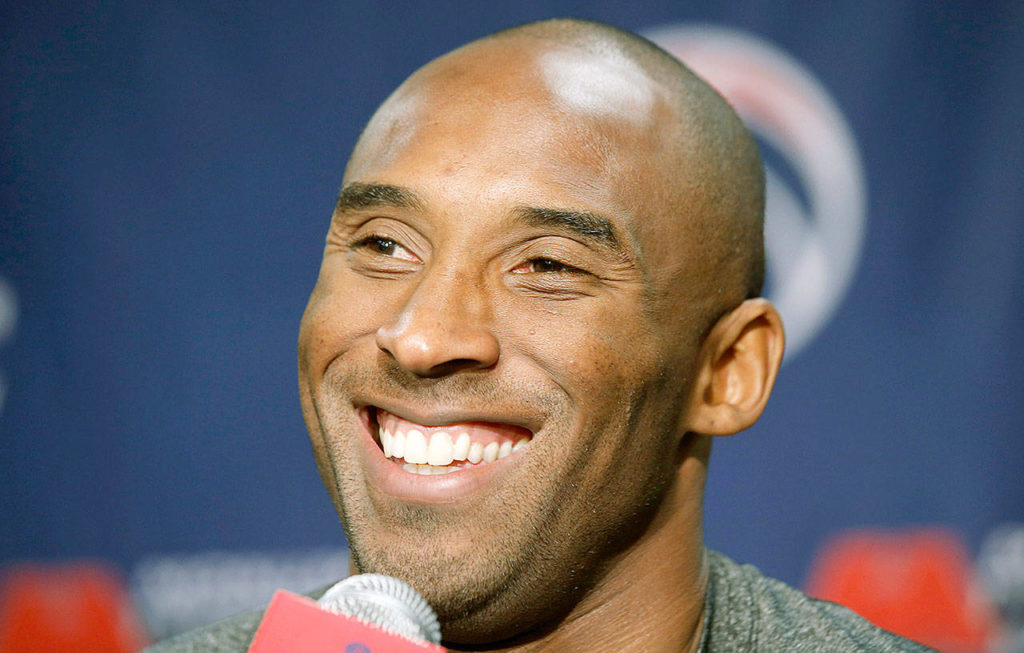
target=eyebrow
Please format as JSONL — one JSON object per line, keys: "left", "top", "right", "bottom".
{"left": 334, "top": 182, "right": 623, "bottom": 251}
{"left": 513, "top": 206, "right": 621, "bottom": 250}
{"left": 335, "top": 182, "right": 424, "bottom": 214}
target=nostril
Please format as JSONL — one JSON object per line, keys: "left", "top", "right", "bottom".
{"left": 376, "top": 321, "right": 500, "bottom": 377}
{"left": 423, "top": 357, "right": 498, "bottom": 378}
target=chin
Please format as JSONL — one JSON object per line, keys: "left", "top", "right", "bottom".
{"left": 344, "top": 525, "right": 562, "bottom": 644}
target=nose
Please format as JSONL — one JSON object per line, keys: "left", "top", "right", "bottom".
{"left": 375, "top": 267, "right": 500, "bottom": 377}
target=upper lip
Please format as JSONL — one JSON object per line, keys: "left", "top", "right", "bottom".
{"left": 358, "top": 400, "right": 542, "bottom": 436}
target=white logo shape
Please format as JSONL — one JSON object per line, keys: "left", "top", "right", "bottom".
{"left": 0, "top": 275, "right": 17, "bottom": 419}
{"left": 646, "top": 25, "right": 867, "bottom": 360}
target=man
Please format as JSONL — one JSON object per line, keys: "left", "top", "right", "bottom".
{"left": 150, "top": 18, "right": 931, "bottom": 652}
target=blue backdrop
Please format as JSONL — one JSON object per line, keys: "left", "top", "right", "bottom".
{"left": 1, "top": 0, "right": 1021, "bottom": 593}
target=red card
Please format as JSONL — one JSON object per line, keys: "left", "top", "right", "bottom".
{"left": 247, "top": 590, "right": 446, "bottom": 653}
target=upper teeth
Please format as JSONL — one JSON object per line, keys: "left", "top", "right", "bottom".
{"left": 380, "top": 425, "right": 528, "bottom": 467}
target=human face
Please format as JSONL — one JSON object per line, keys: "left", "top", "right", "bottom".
{"left": 298, "top": 43, "right": 712, "bottom": 642}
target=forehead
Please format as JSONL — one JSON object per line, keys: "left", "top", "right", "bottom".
{"left": 535, "top": 45, "right": 660, "bottom": 124}
{"left": 343, "top": 40, "right": 691, "bottom": 263}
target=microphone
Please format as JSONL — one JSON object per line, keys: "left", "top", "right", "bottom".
{"left": 246, "top": 573, "right": 445, "bottom": 652}
{"left": 319, "top": 574, "right": 443, "bottom": 645}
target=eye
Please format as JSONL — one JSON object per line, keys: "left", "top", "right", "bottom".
{"left": 350, "top": 234, "right": 419, "bottom": 262}
{"left": 512, "top": 258, "right": 585, "bottom": 275}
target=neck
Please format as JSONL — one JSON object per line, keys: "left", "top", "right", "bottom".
{"left": 448, "top": 436, "right": 711, "bottom": 653}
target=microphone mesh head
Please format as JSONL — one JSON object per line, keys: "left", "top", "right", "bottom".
{"left": 317, "top": 573, "right": 442, "bottom": 645}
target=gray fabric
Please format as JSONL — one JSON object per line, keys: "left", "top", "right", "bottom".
{"left": 142, "top": 585, "right": 331, "bottom": 653}
{"left": 142, "top": 609, "right": 263, "bottom": 653}
{"left": 144, "top": 551, "right": 935, "bottom": 651}
{"left": 700, "top": 550, "right": 935, "bottom": 652}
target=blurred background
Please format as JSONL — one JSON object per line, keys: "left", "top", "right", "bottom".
{"left": 1, "top": 1, "right": 1021, "bottom": 651}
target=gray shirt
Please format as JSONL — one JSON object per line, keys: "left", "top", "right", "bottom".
{"left": 145, "top": 549, "right": 934, "bottom": 652}
{"left": 698, "top": 549, "right": 934, "bottom": 652}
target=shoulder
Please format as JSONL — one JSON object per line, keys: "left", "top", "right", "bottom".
{"left": 140, "top": 609, "right": 264, "bottom": 653}
{"left": 702, "top": 549, "right": 935, "bottom": 653}
{"left": 141, "top": 583, "right": 334, "bottom": 652}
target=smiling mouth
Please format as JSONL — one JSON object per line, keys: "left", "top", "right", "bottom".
{"left": 373, "top": 408, "right": 532, "bottom": 476}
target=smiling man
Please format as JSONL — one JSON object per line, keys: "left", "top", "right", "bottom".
{"left": 148, "top": 18, "right": 931, "bottom": 653}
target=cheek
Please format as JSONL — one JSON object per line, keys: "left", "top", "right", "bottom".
{"left": 299, "top": 264, "right": 394, "bottom": 374}
{"left": 521, "top": 306, "right": 682, "bottom": 452}
{"left": 519, "top": 305, "right": 659, "bottom": 395}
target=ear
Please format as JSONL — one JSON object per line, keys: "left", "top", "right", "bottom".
{"left": 685, "top": 298, "right": 785, "bottom": 436}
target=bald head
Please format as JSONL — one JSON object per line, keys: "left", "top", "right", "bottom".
{"left": 347, "top": 18, "right": 765, "bottom": 306}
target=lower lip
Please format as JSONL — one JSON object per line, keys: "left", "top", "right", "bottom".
{"left": 356, "top": 409, "right": 516, "bottom": 504}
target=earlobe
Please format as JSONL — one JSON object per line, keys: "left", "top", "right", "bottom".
{"left": 686, "top": 299, "right": 785, "bottom": 436}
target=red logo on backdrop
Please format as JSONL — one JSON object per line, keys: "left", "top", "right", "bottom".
{"left": 805, "top": 529, "right": 998, "bottom": 652}
{"left": 0, "top": 562, "right": 150, "bottom": 653}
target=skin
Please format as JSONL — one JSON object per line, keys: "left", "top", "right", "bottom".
{"left": 298, "top": 20, "right": 784, "bottom": 652}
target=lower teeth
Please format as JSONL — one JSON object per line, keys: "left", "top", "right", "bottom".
{"left": 401, "top": 462, "right": 461, "bottom": 475}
